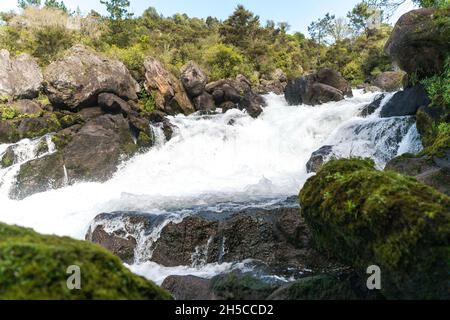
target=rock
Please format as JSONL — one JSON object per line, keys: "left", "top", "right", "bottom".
{"left": 44, "top": 45, "right": 140, "bottom": 110}
{"left": 240, "top": 91, "right": 264, "bottom": 118}
{"left": 180, "top": 61, "right": 208, "bottom": 98}
{"left": 144, "top": 57, "right": 194, "bottom": 116}
{"left": 98, "top": 93, "right": 133, "bottom": 115}
{"left": 0, "top": 120, "right": 20, "bottom": 143}
{"left": 306, "top": 146, "right": 334, "bottom": 173}
{"left": 256, "top": 79, "right": 286, "bottom": 95}
{"left": 363, "top": 85, "right": 382, "bottom": 93}
{"left": 316, "top": 68, "right": 353, "bottom": 97}
{"left": 0, "top": 49, "right": 43, "bottom": 100}
{"left": 220, "top": 101, "right": 238, "bottom": 113}
{"left": 308, "top": 83, "right": 344, "bottom": 105}
{"left": 359, "top": 94, "right": 385, "bottom": 117}
{"left": 10, "top": 114, "right": 138, "bottom": 199}
{"left": 300, "top": 158, "right": 450, "bottom": 299}
{"left": 78, "top": 107, "right": 104, "bottom": 122}
{"left": 162, "top": 276, "right": 218, "bottom": 300}
{"left": 372, "top": 71, "right": 406, "bottom": 92}
{"left": 0, "top": 146, "right": 15, "bottom": 168}
{"left": 157, "top": 207, "right": 327, "bottom": 269}
{"left": 192, "top": 92, "right": 216, "bottom": 113}
{"left": 210, "top": 271, "right": 280, "bottom": 300}
{"left": 206, "top": 80, "right": 242, "bottom": 105}
{"left": 385, "top": 8, "right": 450, "bottom": 80}
{"left": 267, "top": 273, "right": 379, "bottom": 300}
{"left": 0, "top": 222, "right": 171, "bottom": 300}
{"left": 386, "top": 153, "right": 450, "bottom": 196}
{"left": 86, "top": 202, "right": 332, "bottom": 272}
{"left": 11, "top": 99, "right": 43, "bottom": 115}
{"left": 284, "top": 69, "right": 348, "bottom": 106}
{"left": 380, "top": 84, "right": 430, "bottom": 117}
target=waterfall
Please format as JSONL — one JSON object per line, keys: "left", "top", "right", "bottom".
{"left": 0, "top": 90, "right": 423, "bottom": 284}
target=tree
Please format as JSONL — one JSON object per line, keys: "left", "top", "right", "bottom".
{"left": 17, "top": 0, "right": 41, "bottom": 9}
{"left": 219, "top": 5, "right": 260, "bottom": 49}
{"left": 308, "top": 13, "right": 335, "bottom": 64}
{"left": 347, "top": 2, "right": 381, "bottom": 37}
{"left": 44, "top": 0, "right": 67, "bottom": 12}
{"left": 100, "top": 0, "right": 133, "bottom": 21}
{"left": 329, "top": 17, "right": 352, "bottom": 42}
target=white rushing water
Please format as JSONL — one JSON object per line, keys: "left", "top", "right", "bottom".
{"left": 0, "top": 90, "right": 423, "bottom": 283}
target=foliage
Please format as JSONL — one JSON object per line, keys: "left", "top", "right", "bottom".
{"left": 204, "top": 44, "right": 252, "bottom": 81}
{"left": 0, "top": 105, "right": 20, "bottom": 120}
{"left": 422, "top": 56, "right": 450, "bottom": 108}
{"left": 299, "top": 158, "right": 450, "bottom": 299}
{"left": 0, "top": 222, "right": 171, "bottom": 299}
{"left": 138, "top": 88, "right": 156, "bottom": 113}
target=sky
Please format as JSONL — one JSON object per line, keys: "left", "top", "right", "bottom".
{"left": 0, "top": 0, "right": 417, "bottom": 34}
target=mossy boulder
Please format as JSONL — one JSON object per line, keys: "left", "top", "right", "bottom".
{"left": 267, "top": 273, "right": 379, "bottom": 300}
{"left": 210, "top": 272, "right": 280, "bottom": 300}
{"left": 0, "top": 223, "right": 171, "bottom": 300}
{"left": 1, "top": 146, "right": 15, "bottom": 168}
{"left": 299, "top": 159, "right": 450, "bottom": 299}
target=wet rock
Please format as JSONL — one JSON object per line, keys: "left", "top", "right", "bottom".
{"left": 0, "top": 146, "right": 15, "bottom": 168}
{"left": 385, "top": 8, "right": 450, "bottom": 80}
{"left": 192, "top": 92, "right": 216, "bottom": 113}
{"left": 257, "top": 69, "right": 288, "bottom": 95}
{"left": 359, "top": 94, "right": 385, "bottom": 117}
{"left": 285, "top": 69, "right": 350, "bottom": 106}
{"left": 0, "top": 49, "right": 43, "bottom": 100}
{"left": 372, "top": 71, "right": 406, "bottom": 92}
{"left": 144, "top": 57, "right": 194, "bottom": 116}
{"left": 220, "top": 101, "right": 238, "bottom": 113}
{"left": 306, "top": 146, "right": 334, "bottom": 173}
{"left": 11, "top": 114, "right": 138, "bottom": 199}
{"left": 162, "top": 276, "right": 218, "bottom": 300}
{"left": 206, "top": 80, "right": 242, "bottom": 105}
{"left": 180, "top": 61, "right": 208, "bottom": 98}
{"left": 380, "top": 84, "right": 430, "bottom": 118}
{"left": 44, "top": 45, "right": 140, "bottom": 110}
{"left": 240, "top": 91, "right": 264, "bottom": 118}
{"left": 316, "top": 68, "right": 353, "bottom": 97}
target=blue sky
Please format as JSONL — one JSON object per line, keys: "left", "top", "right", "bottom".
{"left": 0, "top": 0, "right": 416, "bottom": 34}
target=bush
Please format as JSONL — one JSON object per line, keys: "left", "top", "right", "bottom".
{"left": 299, "top": 159, "right": 450, "bottom": 299}
{"left": 204, "top": 44, "right": 252, "bottom": 81}
{"left": 0, "top": 222, "right": 171, "bottom": 300}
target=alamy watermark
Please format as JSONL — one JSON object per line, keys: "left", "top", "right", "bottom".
{"left": 366, "top": 265, "right": 381, "bottom": 290}
{"left": 66, "top": 265, "right": 81, "bottom": 290}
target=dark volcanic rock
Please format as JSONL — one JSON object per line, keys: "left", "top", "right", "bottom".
{"left": 380, "top": 84, "right": 430, "bottom": 118}
{"left": 192, "top": 92, "right": 216, "bottom": 113}
{"left": 359, "top": 94, "right": 386, "bottom": 117}
{"left": 306, "top": 146, "right": 334, "bottom": 173}
{"left": 98, "top": 93, "right": 133, "bottom": 115}
{"left": 162, "top": 276, "right": 218, "bottom": 300}
{"left": 11, "top": 114, "right": 138, "bottom": 199}
{"left": 385, "top": 8, "right": 450, "bottom": 80}
{"left": 284, "top": 69, "right": 350, "bottom": 106}
{"left": 372, "top": 71, "right": 406, "bottom": 92}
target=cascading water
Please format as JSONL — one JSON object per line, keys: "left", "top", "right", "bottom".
{"left": 0, "top": 90, "right": 423, "bottom": 284}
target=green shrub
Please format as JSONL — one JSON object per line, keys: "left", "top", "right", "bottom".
{"left": 0, "top": 105, "right": 20, "bottom": 120}
{"left": 204, "top": 44, "right": 253, "bottom": 81}
{"left": 422, "top": 56, "right": 450, "bottom": 108}
{"left": 0, "top": 222, "right": 171, "bottom": 300}
{"left": 299, "top": 159, "right": 450, "bottom": 299}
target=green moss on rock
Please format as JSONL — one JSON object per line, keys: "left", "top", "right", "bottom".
{"left": 299, "top": 159, "right": 450, "bottom": 299}
{"left": 0, "top": 223, "right": 172, "bottom": 300}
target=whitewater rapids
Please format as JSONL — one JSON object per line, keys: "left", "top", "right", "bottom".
{"left": 0, "top": 90, "right": 422, "bottom": 284}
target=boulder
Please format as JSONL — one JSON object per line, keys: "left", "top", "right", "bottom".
{"left": 306, "top": 146, "right": 334, "bottom": 173}
{"left": 161, "top": 276, "right": 218, "bottom": 300}
{"left": 385, "top": 8, "right": 450, "bottom": 80}
{"left": 300, "top": 158, "right": 450, "bottom": 299}
{"left": 192, "top": 92, "right": 216, "bottom": 113}
{"left": 11, "top": 99, "right": 43, "bottom": 115}
{"left": 380, "top": 84, "right": 430, "bottom": 117}
{"left": 372, "top": 71, "right": 406, "bottom": 92}
{"left": 206, "top": 80, "right": 242, "bottom": 105}
{"left": 316, "top": 68, "right": 353, "bottom": 97}
{"left": 10, "top": 114, "right": 138, "bottom": 199}
{"left": 144, "top": 57, "right": 194, "bottom": 116}
{"left": 44, "top": 45, "right": 140, "bottom": 110}
{"left": 0, "top": 146, "right": 15, "bottom": 168}
{"left": 97, "top": 92, "right": 133, "bottom": 115}
{"left": 0, "top": 222, "right": 171, "bottom": 300}
{"left": 240, "top": 91, "right": 264, "bottom": 118}
{"left": 359, "top": 94, "right": 385, "bottom": 117}
{"left": 284, "top": 69, "right": 349, "bottom": 106}
{"left": 180, "top": 61, "right": 208, "bottom": 98}
{"left": 0, "top": 50, "right": 43, "bottom": 100}
{"left": 86, "top": 205, "right": 330, "bottom": 271}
